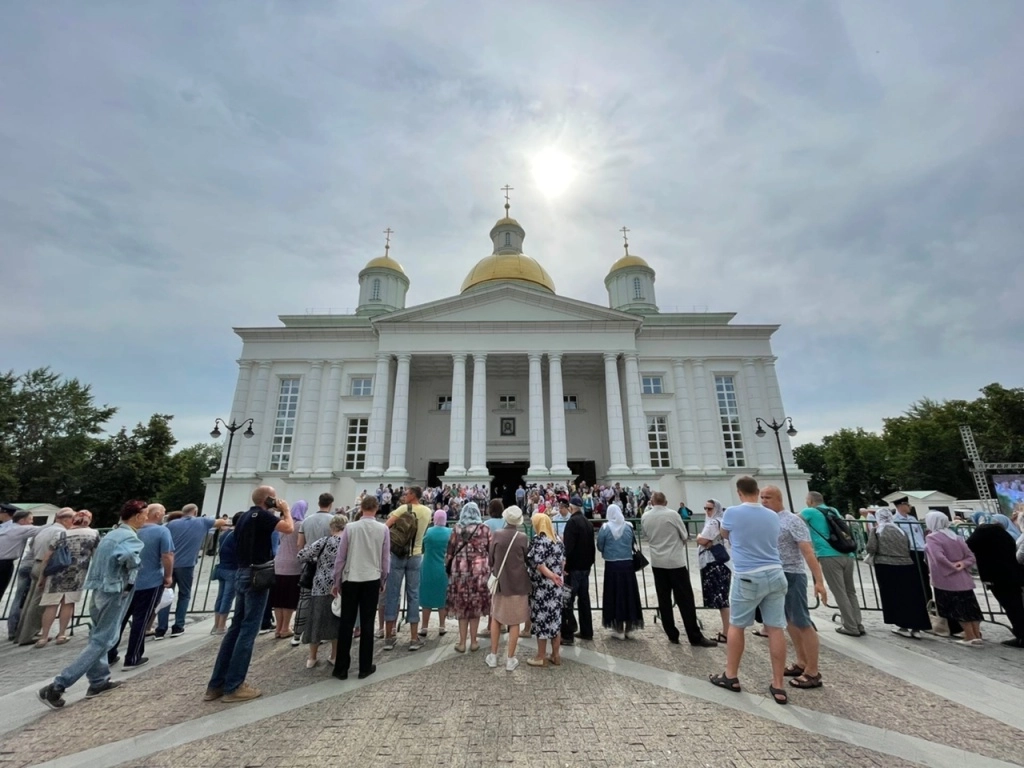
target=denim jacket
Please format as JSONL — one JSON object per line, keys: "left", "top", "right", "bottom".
{"left": 597, "top": 525, "right": 635, "bottom": 562}
{"left": 83, "top": 526, "right": 144, "bottom": 593}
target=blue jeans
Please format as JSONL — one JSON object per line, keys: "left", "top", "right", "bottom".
{"left": 54, "top": 590, "right": 132, "bottom": 691}
{"left": 214, "top": 568, "right": 238, "bottom": 615}
{"left": 157, "top": 565, "right": 194, "bottom": 633}
{"left": 729, "top": 568, "right": 788, "bottom": 629}
{"left": 384, "top": 554, "right": 422, "bottom": 625}
{"left": 207, "top": 568, "right": 268, "bottom": 694}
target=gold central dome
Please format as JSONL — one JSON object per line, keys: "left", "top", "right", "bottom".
{"left": 461, "top": 254, "right": 555, "bottom": 293}
{"left": 608, "top": 253, "right": 651, "bottom": 273}
{"left": 361, "top": 254, "right": 405, "bottom": 274}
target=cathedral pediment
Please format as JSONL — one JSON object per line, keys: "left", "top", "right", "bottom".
{"left": 371, "top": 283, "right": 642, "bottom": 327}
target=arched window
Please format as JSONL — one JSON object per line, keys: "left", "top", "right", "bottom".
{"left": 371, "top": 278, "right": 381, "bottom": 301}
{"left": 633, "top": 277, "right": 643, "bottom": 300}
{"left": 504, "top": 232, "right": 511, "bottom": 246}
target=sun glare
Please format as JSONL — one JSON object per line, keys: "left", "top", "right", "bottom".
{"left": 530, "top": 147, "right": 577, "bottom": 198}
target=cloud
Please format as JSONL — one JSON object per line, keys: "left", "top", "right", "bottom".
{"left": 0, "top": 0, "right": 1021, "bottom": 449}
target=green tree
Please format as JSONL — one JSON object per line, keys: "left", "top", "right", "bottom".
{"left": 0, "top": 368, "right": 116, "bottom": 501}
{"left": 793, "top": 442, "right": 827, "bottom": 494}
{"left": 159, "top": 443, "right": 221, "bottom": 513}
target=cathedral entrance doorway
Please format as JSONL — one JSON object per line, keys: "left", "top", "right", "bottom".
{"left": 488, "top": 461, "right": 529, "bottom": 507}
{"left": 427, "top": 461, "right": 449, "bottom": 488}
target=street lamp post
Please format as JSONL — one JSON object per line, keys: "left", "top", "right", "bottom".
{"left": 210, "top": 418, "right": 254, "bottom": 521}
{"left": 755, "top": 416, "right": 798, "bottom": 513}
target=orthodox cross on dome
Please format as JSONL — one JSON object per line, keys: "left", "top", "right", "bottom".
{"left": 500, "top": 184, "right": 514, "bottom": 217}
{"left": 383, "top": 227, "right": 394, "bottom": 256}
{"left": 620, "top": 226, "right": 631, "bottom": 256}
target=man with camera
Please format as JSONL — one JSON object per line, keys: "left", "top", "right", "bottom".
{"left": 204, "top": 485, "right": 293, "bottom": 704}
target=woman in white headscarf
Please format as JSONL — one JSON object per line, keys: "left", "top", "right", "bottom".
{"left": 866, "top": 508, "right": 930, "bottom": 638}
{"left": 695, "top": 499, "right": 730, "bottom": 643}
{"left": 596, "top": 504, "right": 644, "bottom": 640}
{"left": 924, "top": 511, "right": 983, "bottom": 646}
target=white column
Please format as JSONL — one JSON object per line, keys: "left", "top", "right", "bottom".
{"left": 603, "top": 353, "right": 630, "bottom": 474}
{"left": 315, "top": 361, "right": 343, "bottom": 474}
{"left": 238, "top": 362, "right": 271, "bottom": 473}
{"left": 384, "top": 353, "right": 412, "bottom": 477}
{"left": 623, "top": 353, "right": 652, "bottom": 473}
{"left": 671, "top": 359, "right": 701, "bottom": 471}
{"left": 220, "top": 360, "right": 254, "bottom": 472}
{"left": 690, "top": 358, "right": 721, "bottom": 470}
{"left": 291, "top": 361, "right": 324, "bottom": 473}
{"left": 447, "top": 353, "right": 468, "bottom": 475}
{"left": 362, "top": 354, "right": 391, "bottom": 475}
{"left": 547, "top": 353, "right": 570, "bottom": 475}
{"left": 743, "top": 358, "right": 776, "bottom": 469}
{"left": 527, "top": 352, "right": 548, "bottom": 475}
{"left": 468, "top": 353, "right": 488, "bottom": 475}
{"left": 761, "top": 357, "right": 795, "bottom": 466}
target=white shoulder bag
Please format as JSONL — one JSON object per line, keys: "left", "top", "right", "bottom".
{"left": 488, "top": 532, "right": 520, "bottom": 595}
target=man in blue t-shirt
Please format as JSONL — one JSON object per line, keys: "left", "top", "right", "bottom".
{"left": 710, "top": 476, "right": 790, "bottom": 705}
{"left": 156, "top": 503, "right": 228, "bottom": 638}
{"left": 108, "top": 504, "right": 174, "bottom": 667}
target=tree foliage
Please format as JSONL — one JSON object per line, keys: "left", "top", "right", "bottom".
{"left": 795, "top": 384, "right": 1024, "bottom": 513}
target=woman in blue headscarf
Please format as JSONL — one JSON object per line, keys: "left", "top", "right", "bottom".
{"left": 445, "top": 501, "right": 492, "bottom": 652}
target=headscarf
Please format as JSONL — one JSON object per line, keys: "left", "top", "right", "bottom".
{"left": 992, "top": 513, "right": 1023, "bottom": 539}
{"left": 874, "top": 508, "right": 902, "bottom": 537}
{"left": 531, "top": 513, "right": 555, "bottom": 541}
{"left": 972, "top": 511, "right": 994, "bottom": 526}
{"left": 291, "top": 500, "right": 308, "bottom": 523}
{"left": 706, "top": 499, "right": 724, "bottom": 520}
{"left": 924, "top": 511, "right": 957, "bottom": 540}
{"left": 502, "top": 505, "right": 524, "bottom": 528}
{"left": 606, "top": 504, "right": 627, "bottom": 539}
{"left": 432, "top": 509, "right": 448, "bottom": 528}
{"left": 460, "top": 501, "right": 482, "bottom": 526}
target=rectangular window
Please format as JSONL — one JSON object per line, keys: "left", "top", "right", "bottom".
{"left": 499, "top": 394, "right": 517, "bottom": 410}
{"left": 437, "top": 395, "right": 452, "bottom": 411}
{"left": 344, "top": 418, "right": 369, "bottom": 471}
{"left": 647, "top": 415, "right": 671, "bottom": 469}
{"left": 350, "top": 377, "right": 372, "bottom": 397}
{"left": 269, "top": 378, "right": 300, "bottom": 471}
{"left": 563, "top": 394, "right": 578, "bottom": 410}
{"left": 641, "top": 376, "right": 663, "bottom": 394}
{"left": 714, "top": 375, "right": 746, "bottom": 468}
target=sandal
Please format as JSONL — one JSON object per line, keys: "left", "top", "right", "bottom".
{"left": 438, "top": 628, "right": 447, "bottom": 636}
{"left": 752, "top": 629, "right": 769, "bottom": 638}
{"left": 783, "top": 663, "right": 805, "bottom": 677}
{"left": 33, "top": 638, "right": 50, "bottom": 649}
{"left": 547, "top": 655, "right": 562, "bottom": 666}
{"left": 54, "top": 636, "right": 70, "bottom": 645}
{"left": 708, "top": 672, "right": 741, "bottom": 692}
{"left": 454, "top": 644, "right": 466, "bottom": 653}
{"left": 714, "top": 633, "right": 728, "bottom": 644}
{"left": 769, "top": 685, "right": 789, "bottom": 705}
{"left": 469, "top": 643, "right": 480, "bottom": 652}
{"left": 789, "top": 673, "right": 823, "bottom": 689}
{"left": 526, "top": 657, "right": 547, "bottom": 667}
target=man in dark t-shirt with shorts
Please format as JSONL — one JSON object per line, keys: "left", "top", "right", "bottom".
{"left": 204, "top": 485, "right": 293, "bottom": 704}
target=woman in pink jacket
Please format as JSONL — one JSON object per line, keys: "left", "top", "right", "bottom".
{"left": 924, "top": 511, "right": 983, "bottom": 646}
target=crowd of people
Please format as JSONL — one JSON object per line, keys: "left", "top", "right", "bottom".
{"left": 2, "top": 472, "right": 1022, "bottom": 711}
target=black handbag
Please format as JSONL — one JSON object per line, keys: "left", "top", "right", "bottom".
{"left": 299, "top": 539, "right": 328, "bottom": 590}
{"left": 250, "top": 560, "right": 276, "bottom": 590}
{"left": 631, "top": 535, "right": 649, "bottom": 572}
{"left": 708, "top": 542, "right": 730, "bottom": 565}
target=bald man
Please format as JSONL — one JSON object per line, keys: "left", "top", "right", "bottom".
{"left": 761, "top": 486, "right": 827, "bottom": 689}
{"left": 109, "top": 504, "right": 175, "bottom": 668}
{"left": 157, "top": 502, "right": 227, "bottom": 639}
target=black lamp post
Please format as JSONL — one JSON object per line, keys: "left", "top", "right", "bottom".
{"left": 755, "top": 416, "right": 798, "bottom": 512}
{"left": 210, "top": 418, "right": 254, "bottom": 521}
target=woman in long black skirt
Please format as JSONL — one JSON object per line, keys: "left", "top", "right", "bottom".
{"left": 597, "top": 505, "right": 644, "bottom": 639}
{"left": 867, "top": 509, "right": 930, "bottom": 637}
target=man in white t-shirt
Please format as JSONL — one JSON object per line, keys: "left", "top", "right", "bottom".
{"left": 710, "top": 476, "right": 789, "bottom": 705}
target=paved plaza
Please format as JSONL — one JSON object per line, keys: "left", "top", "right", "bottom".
{"left": 1, "top": 584, "right": 1022, "bottom": 768}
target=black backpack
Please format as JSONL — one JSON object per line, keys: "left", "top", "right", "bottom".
{"left": 812, "top": 505, "right": 858, "bottom": 554}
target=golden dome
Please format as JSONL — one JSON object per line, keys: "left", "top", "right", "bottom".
{"left": 361, "top": 254, "right": 406, "bottom": 274}
{"left": 608, "top": 254, "right": 651, "bottom": 273}
{"left": 461, "top": 254, "right": 556, "bottom": 293}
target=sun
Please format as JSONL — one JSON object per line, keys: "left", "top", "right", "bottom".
{"left": 530, "top": 147, "right": 577, "bottom": 198}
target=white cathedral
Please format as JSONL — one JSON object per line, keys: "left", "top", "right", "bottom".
{"left": 202, "top": 202, "right": 808, "bottom": 515}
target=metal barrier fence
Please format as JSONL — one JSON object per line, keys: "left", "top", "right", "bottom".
{"left": 3, "top": 516, "right": 1011, "bottom": 635}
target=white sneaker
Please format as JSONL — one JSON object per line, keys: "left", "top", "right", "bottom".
{"left": 611, "top": 630, "right": 626, "bottom": 641}
{"left": 505, "top": 657, "right": 519, "bottom": 672}
{"left": 485, "top": 653, "right": 498, "bottom": 668}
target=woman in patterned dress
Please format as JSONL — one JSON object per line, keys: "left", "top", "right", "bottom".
{"left": 296, "top": 515, "right": 347, "bottom": 668}
{"left": 527, "top": 513, "right": 565, "bottom": 667}
{"left": 696, "top": 499, "right": 731, "bottom": 643}
{"left": 36, "top": 511, "right": 100, "bottom": 647}
{"left": 445, "top": 501, "right": 492, "bottom": 653}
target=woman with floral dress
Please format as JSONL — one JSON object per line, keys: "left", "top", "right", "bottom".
{"left": 695, "top": 499, "right": 731, "bottom": 643}
{"left": 296, "top": 515, "right": 347, "bottom": 668}
{"left": 445, "top": 501, "right": 492, "bottom": 653}
{"left": 527, "top": 513, "right": 565, "bottom": 667}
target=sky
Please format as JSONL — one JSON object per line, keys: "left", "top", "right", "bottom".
{"left": 1, "top": 1, "right": 1022, "bottom": 451}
